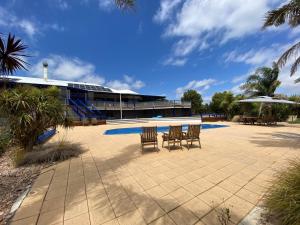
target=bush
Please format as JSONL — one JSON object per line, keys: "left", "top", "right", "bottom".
{"left": 16, "top": 141, "right": 85, "bottom": 166}
{"left": 264, "top": 159, "right": 300, "bottom": 225}
{"left": 0, "top": 129, "right": 11, "bottom": 155}
{"left": 0, "top": 85, "right": 72, "bottom": 152}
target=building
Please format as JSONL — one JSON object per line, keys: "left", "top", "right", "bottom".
{"left": 0, "top": 65, "right": 191, "bottom": 122}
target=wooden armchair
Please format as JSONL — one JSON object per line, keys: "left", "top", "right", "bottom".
{"left": 140, "top": 126, "right": 158, "bottom": 151}
{"left": 162, "top": 125, "right": 183, "bottom": 150}
{"left": 182, "top": 124, "right": 201, "bottom": 149}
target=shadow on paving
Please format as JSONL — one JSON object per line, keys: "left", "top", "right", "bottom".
{"left": 250, "top": 132, "right": 300, "bottom": 149}
{"left": 14, "top": 141, "right": 250, "bottom": 225}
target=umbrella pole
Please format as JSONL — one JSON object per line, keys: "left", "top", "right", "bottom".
{"left": 258, "top": 103, "right": 263, "bottom": 118}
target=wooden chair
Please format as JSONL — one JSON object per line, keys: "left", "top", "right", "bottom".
{"left": 140, "top": 126, "right": 158, "bottom": 151}
{"left": 162, "top": 125, "right": 183, "bottom": 150}
{"left": 182, "top": 124, "right": 201, "bottom": 149}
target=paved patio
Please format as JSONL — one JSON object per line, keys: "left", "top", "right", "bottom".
{"left": 10, "top": 122, "right": 300, "bottom": 225}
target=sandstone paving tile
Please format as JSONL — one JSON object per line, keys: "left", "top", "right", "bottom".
{"left": 147, "top": 185, "right": 168, "bottom": 199}
{"left": 192, "top": 178, "right": 215, "bottom": 193}
{"left": 86, "top": 185, "right": 106, "bottom": 198}
{"left": 21, "top": 191, "right": 44, "bottom": 207}
{"left": 173, "top": 175, "right": 191, "bottom": 187}
{"left": 200, "top": 210, "right": 220, "bottom": 225}
{"left": 45, "top": 186, "right": 67, "bottom": 200}
{"left": 64, "top": 199, "right": 89, "bottom": 220}
{"left": 10, "top": 216, "right": 38, "bottom": 225}
{"left": 150, "top": 173, "right": 169, "bottom": 184}
{"left": 37, "top": 208, "right": 64, "bottom": 225}
{"left": 160, "top": 180, "right": 180, "bottom": 194}
{"left": 132, "top": 192, "right": 159, "bottom": 209}
{"left": 111, "top": 197, "right": 137, "bottom": 217}
{"left": 223, "top": 195, "right": 255, "bottom": 224}
{"left": 12, "top": 201, "right": 42, "bottom": 221}
{"left": 137, "top": 201, "right": 165, "bottom": 224}
{"left": 217, "top": 180, "right": 242, "bottom": 194}
{"left": 184, "top": 182, "right": 206, "bottom": 196}
{"left": 155, "top": 194, "right": 180, "bottom": 213}
{"left": 198, "top": 186, "right": 232, "bottom": 207}
{"left": 204, "top": 170, "right": 229, "bottom": 184}
{"left": 102, "top": 219, "right": 120, "bottom": 225}
{"left": 168, "top": 206, "right": 199, "bottom": 225}
{"left": 236, "top": 188, "right": 262, "bottom": 205}
{"left": 41, "top": 196, "right": 65, "bottom": 213}
{"left": 184, "top": 172, "right": 200, "bottom": 183}
{"left": 138, "top": 178, "right": 157, "bottom": 190}
{"left": 170, "top": 187, "right": 194, "bottom": 205}
{"left": 183, "top": 197, "right": 212, "bottom": 219}
{"left": 89, "top": 205, "right": 116, "bottom": 225}
{"left": 65, "top": 192, "right": 87, "bottom": 206}
{"left": 87, "top": 192, "right": 110, "bottom": 210}
{"left": 149, "top": 215, "right": 176, "bottom": 225}
{"left": 64, "top": 212, "right": 90, "bottom": 225}
{"left": 226, "top": 176, "right": 249, "bottom": 187}
{"left": 243, "top": 181, "right": 267, "bottom": 195}
{"left": 117, "top": 210, "right": 146, "bottom": 225}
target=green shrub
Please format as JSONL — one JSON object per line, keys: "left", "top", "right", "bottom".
{"left": 264, "top": 159, "right": 300, "bottom": 225}
{"left": 0, "top": 129, "right": 11, "bottom": 155}
{"left": 0, "top": 85, "right": 72, "bottom": 152}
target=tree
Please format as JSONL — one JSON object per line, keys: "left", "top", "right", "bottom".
{"left": 241, "top": 63, "right": 281, "bottom": 97}
{"left": 0, "top": 33, "right": 28, "bottom": 77}
{"left": 0, "top": 86, "right": 71, "bottom": 152}
{"left": 210, "top": 91, "right": 235, "bottom": 117}
{"left": 115, "top": 0, "right": 135, "bottom": 9}
{"left": 181, "top": 90, "right": 203, "bottom": 114}
{"left": 263, "top": 0, "right": 300, "bottom": 78}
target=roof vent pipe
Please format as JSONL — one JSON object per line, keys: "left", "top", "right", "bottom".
{"left": 43, "top": 61, "right": 48, "bottom": 81}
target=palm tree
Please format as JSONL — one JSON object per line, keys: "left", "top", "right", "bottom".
{"left": 263, "top": 0, "right": 300, "bottom": 78}
{"left": 0, "top": 33, "right": 29, "bottom": 77}
{"left": 115, "top": 0, "right": 135, "bottom": 9}
{"left": 241, "top": 63, "right": 281, "bottom": 97}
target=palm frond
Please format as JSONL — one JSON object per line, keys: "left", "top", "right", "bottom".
{"left": 115, "top": 0, "right": 135, "bottom": 10}
{"left": 291, "top": 55, "right": 300, "bottom": 76}
{"left": 294, "top": 77, "right": 300, "bottom": 83}
{"left": 263, "top": 0, "right": 300, "bottom": 29}
{"left": 0, "top": 33, "right": 29, "bottom": 75}
{"left": 277, "top": 41, "right": 300, "bottom": 69}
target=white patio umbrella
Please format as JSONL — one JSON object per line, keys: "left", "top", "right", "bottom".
{"left": 238, "top": 96, "right": 299, "bottom": 118}
{"left": 238, "top": 96, "right": 298, "bottom": 104}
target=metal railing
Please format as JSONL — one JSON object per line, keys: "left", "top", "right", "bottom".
{"left": 89, "top": 100, "right": 191, "bottom": 110}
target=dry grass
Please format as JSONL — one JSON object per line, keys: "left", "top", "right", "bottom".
{"left": 264, "top": 159, "right": 300, "bottom": 225}
{"left": 16, "top": 140, "right": 85, "bottom": 166}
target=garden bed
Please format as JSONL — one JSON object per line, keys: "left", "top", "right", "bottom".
{"left": 0, "top": 150, "right": 42, "bottom": 224}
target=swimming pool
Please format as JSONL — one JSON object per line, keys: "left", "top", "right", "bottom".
{"left": 104, "top": 124, "right": 228, "bottom": 135}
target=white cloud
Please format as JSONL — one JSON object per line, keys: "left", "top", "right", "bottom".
{"left": 107, "top": 75, "right": 145, "bottom": 90}
{"left": 57, "top": 0, "right": 69, "bottom": 10}
{"left": 0, "top": 7, "right": 38, "bottom": 37}
{"left": 154, "top": 0, "right": 183, "bottom": 23}
{"left": 163, "top": 57, "right": 187, "bottom": 66}
{"left": 226, "top": 41, "right": 300, "bottom": 95}
{"left": 0, "top": 6, "right": 64, "bottom": 38}
{"left": 98, "top": 0, "right": 114, "bottom": 11}
{"left": 155, "top": 0, "right": 282, "bottom": 62}
{"left": 176, "top": 79, "right": 217, "bottom": 98}
{"left": 231, "top": 83, "right": 244, "bottom": 94}
{"left": 30, "top": 55, "right": 105, "bottom": 85}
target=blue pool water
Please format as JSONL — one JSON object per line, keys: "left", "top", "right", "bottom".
{"left": 104, "top": 124, "right": 228, "bottom": 135}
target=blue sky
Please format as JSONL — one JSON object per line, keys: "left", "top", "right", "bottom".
{"left": 1, "top": 0, "right": 300, "bottom": 101}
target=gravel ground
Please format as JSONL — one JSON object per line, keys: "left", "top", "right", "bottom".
{"left": 0, "top": 150, "right": 41, "bottom": 225}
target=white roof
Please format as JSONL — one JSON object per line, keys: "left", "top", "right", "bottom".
{"left": 4, "top": 75, "right": 139, "bottom": 95}
{"left": 238, "top": 96, "right": 298, "bottom": 104}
